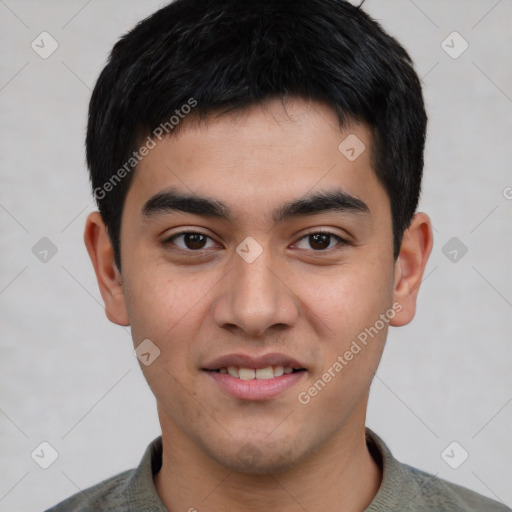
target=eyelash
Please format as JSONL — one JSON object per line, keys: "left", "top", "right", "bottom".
{"left": 163, "top": 230, "right": 349, "bottom": 254}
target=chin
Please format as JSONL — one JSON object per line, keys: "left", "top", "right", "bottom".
{"left": 205, "top": 439, "right": 309, "bottom": 475}
{"left": 224, "top": 454, "right": 299, "bottom": 475}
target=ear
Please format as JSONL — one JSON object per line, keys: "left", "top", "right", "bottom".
{"left": 83, "top": 211, "right": 130, "bottom": 326}
{"left": 390, "top": 212, "right": 433, "bottom": 327}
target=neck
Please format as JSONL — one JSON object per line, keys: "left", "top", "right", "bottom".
{"left": 155, "top": 408, "right": 382, "bottom": 512}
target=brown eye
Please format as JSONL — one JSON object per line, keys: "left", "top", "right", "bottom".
{"left": 295, "top": 232, "right": 347, "bottom": 251}
{"left": 166, "top": 232, "right": 216, "bottom": 251}
{"left": 309, "top": 233, "right": 331, "bottom": 250}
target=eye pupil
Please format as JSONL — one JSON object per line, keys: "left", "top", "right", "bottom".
{"left": 310, "top": 233, "right": 330, "bottom": 250}
{"left": 185, "top": 233, "right": 207, "bottom": 250}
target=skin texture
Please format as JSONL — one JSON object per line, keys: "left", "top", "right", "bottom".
{"left": 85, "top": 97, "right": 433, "bottom": 512}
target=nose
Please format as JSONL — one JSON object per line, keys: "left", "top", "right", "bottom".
{"left": 211, "top": 243, "right": 299, "bottom": 337}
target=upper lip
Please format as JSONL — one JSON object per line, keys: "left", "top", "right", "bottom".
{"left": 202, "top": 352, "right": 307, "bottom": 371}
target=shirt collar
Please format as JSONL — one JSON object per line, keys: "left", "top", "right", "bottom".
{"left": 124, "top": 428, "right": 418, "bottom": 511}
{"left": 364, "top": 428, "right": 430, "bottom": 511}
{"left": 125, "top": 436, "right": 168, "bottom": 511}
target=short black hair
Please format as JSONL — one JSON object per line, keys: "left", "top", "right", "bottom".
{"left": 87, "top": 0, "right": 427, "bottom": 269}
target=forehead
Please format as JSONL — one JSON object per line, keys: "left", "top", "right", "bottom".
{"left": 123, "top": 97, "right": 388, "bottom": 225}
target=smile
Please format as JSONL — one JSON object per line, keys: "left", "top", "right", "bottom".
{"left": 212, "top": 365, "right": 303, "bottom": 380}
{"left": 204, "top": 367, "right": 307, "bottom": 400}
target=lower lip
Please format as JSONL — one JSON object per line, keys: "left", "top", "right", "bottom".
{"left": 204, "top": 370, "right": 306, "bottom": 401}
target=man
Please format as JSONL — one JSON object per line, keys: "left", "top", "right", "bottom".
{"left": 46, "top": 0, "right": 510, "bottom": 510}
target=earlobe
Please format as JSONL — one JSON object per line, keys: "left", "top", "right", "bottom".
{"left": 83, "top": 211, "right": 130, "bottom": 326}
{"left": 390, "top": 212, "right": 433, "bottom": 327}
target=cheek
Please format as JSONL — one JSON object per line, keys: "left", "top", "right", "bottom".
{"left": 301, "top": 260, "right": 395, "bottom": 339}
{"left": 294, "top": 293, "right": 393, "bottom": 439}
{"left": 293, "top": 260, "right": 395, "bottom": 417}
{"left": 123, "top": 266, "right": 212, "bottom": 412}
{"left": 123, "top": 261, "right": 209, "bottom": 348}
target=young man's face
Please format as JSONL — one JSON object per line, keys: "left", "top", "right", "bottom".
{"left": 87, "top": 97, "right": 430, "bottom": 473}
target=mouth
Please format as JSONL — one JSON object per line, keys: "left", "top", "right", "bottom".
{"left": 205, "top": 366, "right": 306, "bottom": 380}
{"left": 201, "top": 353, "right": 308, "bottom": 400}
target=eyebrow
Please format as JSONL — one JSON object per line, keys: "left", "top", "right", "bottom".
{"left": 141, "top": 186, "right": 369, "bottom": 224}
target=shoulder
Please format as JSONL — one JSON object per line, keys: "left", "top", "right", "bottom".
{"left": 44, "top": 469, "right": 135, "bottom": 511}
{"left": 365, "top": 429, "right": 511, "bottom": 512}
{"left": 44, "top": 436, "right": 166, "bottom": 512}
{"left": 402, "top": 463, "right": 511, "bottom": 512}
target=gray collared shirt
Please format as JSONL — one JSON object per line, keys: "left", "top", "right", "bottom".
{"left": 45, "top": 429, "right": 510, "bottom": 511}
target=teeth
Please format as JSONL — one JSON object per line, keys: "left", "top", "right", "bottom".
{"left": 239, "top": 368, "right": 256, "bottom": 380}
{"left": 273, "top": 366, "right": 284, "bottom": 377}
{"left": 219, "top": 366, "right": 295, "bottom": 380}
{"left": 227, "top": 366, "right": 239, "bottom": 378}
{"left": 255, "top": 367, "right": 274, "bottom": 379}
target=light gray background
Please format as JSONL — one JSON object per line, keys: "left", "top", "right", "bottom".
{"left": 1, "top": 1, "right": 511, "bottom": 510}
